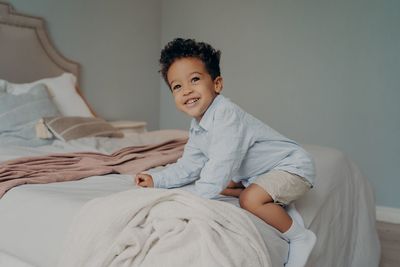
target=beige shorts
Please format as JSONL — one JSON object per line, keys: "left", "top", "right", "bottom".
{"left": 253, "top": 170, "right": 312, "bottom": 206}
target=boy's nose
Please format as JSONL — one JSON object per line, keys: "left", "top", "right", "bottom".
{"left": 182, "top": 86, "right": 193, "bottom": 95}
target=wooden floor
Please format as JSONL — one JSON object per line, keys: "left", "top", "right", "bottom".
{"left": 377, "top": 221, "right": 400, "bottom": 267}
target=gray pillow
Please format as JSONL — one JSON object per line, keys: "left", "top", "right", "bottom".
{"left": 0, "top": 83, "right": 61, "bottom": 146}
{"left": 38, "top": 116, "right": 124, "bottom": 141}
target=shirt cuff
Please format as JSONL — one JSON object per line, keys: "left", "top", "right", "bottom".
{"left": 146, "top": 170, "right": 164, "bottom": 188}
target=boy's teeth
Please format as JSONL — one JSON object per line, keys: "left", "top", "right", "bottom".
{"left": 186, "top": 98, "right": 199, "bottom": 104}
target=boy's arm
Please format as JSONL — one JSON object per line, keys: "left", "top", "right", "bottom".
{"left": 194, "top": 109, "right": 252, "bottom": 199}
{"left": 146, "top": 138, "right": 207, "bottom": 189}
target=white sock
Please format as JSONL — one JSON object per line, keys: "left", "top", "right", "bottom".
{"left": 283, "top": 219, "right": 316, "bottom": 267}
{"left": 286, "top": 203, "right": 304, "bottom": 226}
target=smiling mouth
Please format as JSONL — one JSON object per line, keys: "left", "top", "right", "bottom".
{"left": 185, "top": 98, "right": 199, "bottom": 105}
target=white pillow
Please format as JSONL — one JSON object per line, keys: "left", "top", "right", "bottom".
{"left": 5, "top": 73, "right": 94, "bottom": 117}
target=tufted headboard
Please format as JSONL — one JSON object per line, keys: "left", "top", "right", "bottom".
{"left": 0, "top": 2, "right": 80, "bottom": 84}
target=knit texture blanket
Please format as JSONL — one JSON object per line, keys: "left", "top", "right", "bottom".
{"left": 57, "top": 188, "right": 271, "bottom": 267}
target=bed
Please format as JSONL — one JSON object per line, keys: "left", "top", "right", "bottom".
{"left": 0, "top": 2, "right": 380, "bottom": 267}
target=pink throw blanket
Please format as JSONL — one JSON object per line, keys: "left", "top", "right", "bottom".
{"left": 0, "top": 138, "right": 187, "bottom": 198}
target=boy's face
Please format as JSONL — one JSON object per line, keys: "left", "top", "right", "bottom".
{"left": 167, "top": 57, "right": 223, "bottom": 121}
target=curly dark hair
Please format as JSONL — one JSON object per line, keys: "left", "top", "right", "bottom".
{"left": 159, "top": 38, "right": 221, "bottom": 87}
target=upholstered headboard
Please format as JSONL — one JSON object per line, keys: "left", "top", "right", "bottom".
{"left": 0, "top": 2, "right": 80, "bottom": 83}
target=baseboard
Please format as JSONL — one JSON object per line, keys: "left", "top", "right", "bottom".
{"left": 376, "top": 206, "right": 400, "bottom": 224}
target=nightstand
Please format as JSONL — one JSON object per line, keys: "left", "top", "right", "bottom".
{"left": 110, "top": 120, "right": 147, "bottom": 135}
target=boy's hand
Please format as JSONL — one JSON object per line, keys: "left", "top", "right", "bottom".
{"left": 220, "top": 188, "right": 244, "bottom": 197}
{"left": 226, "top": 180, "right": 244, "bottom": 189}
{"left": 220, "top": 180, "right": 244, "bottom": 197}
{"left": 135, "top": 173, "right": 154, "bottom": 188}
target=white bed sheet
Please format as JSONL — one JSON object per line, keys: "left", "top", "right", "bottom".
{"left": 0, "top": 131, "right": 380, "bottom": 267}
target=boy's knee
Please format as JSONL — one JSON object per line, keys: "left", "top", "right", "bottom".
{"left": 239, "top": 190, "right": 259, "bottom": 213}
{"left": 239, "top": 184, "right": 273, "bottom": 213}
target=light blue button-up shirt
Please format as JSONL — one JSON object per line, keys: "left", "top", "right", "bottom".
{"left": 148, "top": 95, "right": 315, "bottom": 199}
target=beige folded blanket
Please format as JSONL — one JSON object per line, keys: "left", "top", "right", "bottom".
{"left": 0, "top": 138, "right": 187, "bottom": 198}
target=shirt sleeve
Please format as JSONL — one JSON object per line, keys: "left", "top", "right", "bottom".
{"left": 147, "top": 135, "right": 207, "bottom": 189}
{"left": 194, "top": 108, "right": 253, "bottom": 199}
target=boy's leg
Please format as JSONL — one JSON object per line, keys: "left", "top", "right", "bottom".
{"left": 240, "top": 171, "right": 316, "bottom": 267}
{"left": 239, "top": 184, "right": 292, "bottom": 232}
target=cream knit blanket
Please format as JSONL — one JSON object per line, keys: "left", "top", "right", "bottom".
{"left": 58, "top": 188, "right": 271, "bottom": 267}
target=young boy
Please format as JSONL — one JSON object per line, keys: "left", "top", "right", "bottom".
{"left": 135, "top": 38, "right": 316, "bottom": 267}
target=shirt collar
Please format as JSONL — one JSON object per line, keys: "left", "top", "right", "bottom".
{"left": 190, "top": 94, "right": 224, "bottom": 133}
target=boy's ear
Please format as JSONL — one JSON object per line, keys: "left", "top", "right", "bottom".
{"left": 214, "top": 76, "right": 223, "bottom": 93}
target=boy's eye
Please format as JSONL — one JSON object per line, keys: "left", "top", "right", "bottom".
{"left": 191, "top": 77, "right": 200, "bottom": 83}
{"left": 172, "top": 84, "right": 181, "bottom": 91}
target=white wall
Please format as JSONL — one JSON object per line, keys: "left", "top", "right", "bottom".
{"left": 8, "top": 0, "right": 162, "bottom": 130}
{"left": 160, "top": 0, "right": 400, "bottom": 208}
